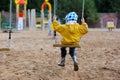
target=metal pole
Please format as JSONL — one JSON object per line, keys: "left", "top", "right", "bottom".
{"left": 53, "top": 0, "right": 57, "bottom": 44}
{"left": 0, "top": 12, "right": 1, "bottom": 30}
{"left": 53, "top": 0, "right": 58, "bottom": 16}
{"left": 82, "top": 0, "right": 85, "bottom": 19}
{"left": 8, "top": 0, "right": 12, "bottom": 48}
{"left": 54, "top": 0, "right": 56, "bottom": 16}
{"left": 9, "top": 0, "right": 12, "bottom": 29}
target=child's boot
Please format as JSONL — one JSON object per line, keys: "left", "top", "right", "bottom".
{"left": 74, "top": 62, "right": 79, "bottom": 71}
{"left": 72, "top": 56, "right": 79, "bottom": 71}
{"left": 58, "top": 58, "right": 65, "bottom": 67}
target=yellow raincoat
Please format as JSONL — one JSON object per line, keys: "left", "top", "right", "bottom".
{"left": 52, "top": 20, "right": 88, "bottom": 45}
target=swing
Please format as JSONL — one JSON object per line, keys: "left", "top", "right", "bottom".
{"left": 0, "top": 48, "right": 10, "bottom": 51}
{"left": 0, "top": 30, "right": 11, "bottom": 51}
{"left": 0, "top": 0, "right": 12, "bottom": 51}
{"left": 53, "top": 44, "right": 81, "bottom": 48}
{"left": 53, "top": 0, "right": 85, "bottom": 48}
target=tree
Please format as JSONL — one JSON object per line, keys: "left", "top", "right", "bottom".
{"left": 94, "top": 0, "right": 120, "bottom": 13}
{"left": 27, "top": 0, "right": 44, "bottom": 11}
{"left": 1, "top": 0, "right": 120, "bottom": 27}
{"left": 85, "top": 0, "right": 99, "bottom": 24}
{"left": 110, "top": 0, "right": 120, "bottom": 12}
{"left": 0, "top": 0, "right": 10, "bottom": 11}
{"left": 56, "top": 0, "right": 99, "bottom": 24}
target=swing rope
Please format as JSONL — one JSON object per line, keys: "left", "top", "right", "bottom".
{"left": 82, "top": 0, "right": 85, "bottom": 19}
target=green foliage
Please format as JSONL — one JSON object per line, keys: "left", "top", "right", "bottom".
{"left": 1, "top": 0, "right": 120, "bottom": 25}
{"left": 110, "top": 0, "right": 120, "bottom": 12}
{"left": 56, "top": 0, "right": 99, "bottom": 24}
{"left": 0, "top": 0, "right": 9, "bottom": 11}
{"left": 57, "top": 0, "right": 82, "bottom": 22}
{"left": 27, "top": 0, "right": 44, "bottom": 11}
{"left": 94, "top": 0, "right": 120, "bottom": 13}
{"left": 85, "top": 0, "right": 99, "bottom": 23}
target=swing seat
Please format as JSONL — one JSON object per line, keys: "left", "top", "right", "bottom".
{"left": 53, "top": 44, "right": 81, "bottom": 48}
{"left": 0, "top": 48, "right": 11, "bottom": 51}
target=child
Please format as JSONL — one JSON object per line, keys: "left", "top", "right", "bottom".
{"left": 52, "top": 12, "right": 88, "bottom": 71}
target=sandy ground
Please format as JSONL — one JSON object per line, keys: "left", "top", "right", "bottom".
{"left": 0, "top": 29, "right": 120, "bottom": 80}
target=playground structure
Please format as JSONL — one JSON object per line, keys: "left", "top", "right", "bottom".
{"left": 0, "top": 0, "right": 52, "bottom": 52}
{"left": 0, "top": 0, "right": 52, "bottom": 51}
{"left": 28, "top": 0, "right": 52, "bottom": 30}
{"left": 41, "top": 0, "right": 52, "bottom": 30}
{"left": 15, "top": 0, "right": 27, "bottom": 30}
{"left": 28, "top": 9, "right": 36, "bottom": 30}
{"left": 0, "top": 0, "right": 52, "bottom": 31}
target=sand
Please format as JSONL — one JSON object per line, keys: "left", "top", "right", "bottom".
{"left": 0, "top": 29, "right": 120, "bottom": 80}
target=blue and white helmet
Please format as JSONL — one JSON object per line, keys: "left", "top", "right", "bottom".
{"left": 65, "top": 12, "right": 78, "bottom": 23}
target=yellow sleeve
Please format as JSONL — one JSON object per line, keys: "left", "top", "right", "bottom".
{"left": 52, "top": 20, "right": 65, "bottom": 33}
{"left": 50, "top": 24, "right": 54, "bottom": 31}
{"left": 79, "top": 22, "right": 88, "bottom": 35}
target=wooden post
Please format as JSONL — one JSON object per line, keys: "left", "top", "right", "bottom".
{"left": 41, "top": 10, "right": 44, "bottom": 30}
{"left": 30, "top": 9, "right": 36, "bottom": 30}
{"left": 31, "top": 10, "right": 33, "bottom": 30}
{"left": 16, "top": 4, "right": 19, "bottom": 30}
{"left": 24, "top": 4, "right": 27, "bottom": 29}
{"left": 28, "top": 9, "right": 31, "bottom": 30}
{"left": 33, "top": 9, "right": 36, "bottom": 30}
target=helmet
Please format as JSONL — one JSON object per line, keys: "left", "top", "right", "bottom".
{"left": 65, "top": 12, "right": 78, "bottom": 23}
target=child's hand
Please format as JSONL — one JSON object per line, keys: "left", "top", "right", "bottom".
{"left": 81, "top": 18, "right": 85, "bottom": 23}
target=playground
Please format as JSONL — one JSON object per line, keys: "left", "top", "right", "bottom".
{"left": 0, "top": 29, "right": 120, "bottom": 80}
{"left": 0, "top": 0, "right": 120, "bottom": 80}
